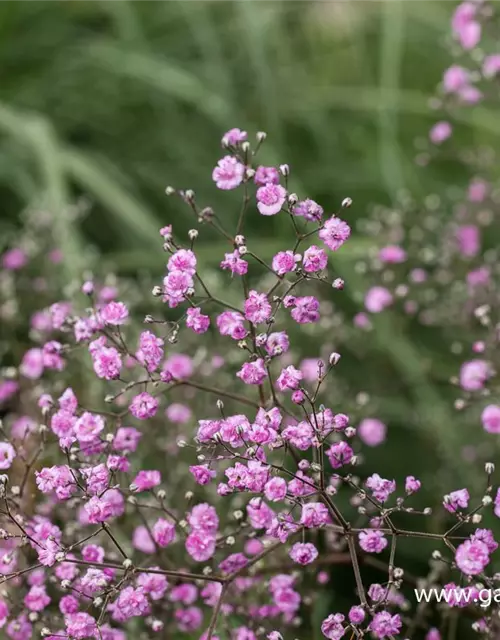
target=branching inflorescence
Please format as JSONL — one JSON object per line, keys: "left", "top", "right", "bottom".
{"left": 1, "top": 2, "right": 500, "bottom": 640}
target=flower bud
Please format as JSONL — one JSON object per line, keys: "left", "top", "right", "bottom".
{"left": 279, "top": 164, "right": 289, "bottom": 176}
{"left": 341, "top": 197, "right": 352, "bottom": 208}
{"left": 188, "top": 229, "right": 199, "bottom": 240}
{"left": 329, "top": 352, "right": 341, "bottom": 366}
{"left": 165, "top": 186, "right": 175, "bottom": 195}
{"left": 485, "top": 462, "right": 495, "bottom": 474}
{"left": 288, "top": 193, "right": 298, "bottom": 206}
{"left": 184, "top": 189, "right": 195, "bottom": 202}
{"left": 123, "top": 559, "right": 133, "bottom": 569}
{"left": 332, "top": 278, "right": 344, "bottom": 290}
{"left": 256, "top": 131, "right": 267, "bottom": 142}
{"left": 152, "top": 286, "right": 162, "bottom": 297}
{"left": 235, "top": 235, "right": 245, "bottom": 246}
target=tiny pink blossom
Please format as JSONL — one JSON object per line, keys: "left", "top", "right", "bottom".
{"left": 319, "top": 217, "right": 350, "bottom": 251}
{"left": 289, "top": 542, "right": 318, "bottom": 565}
{"left": 212, "top": 156, "right": 245, "bottom": 190}
{"left": 429, "top": 121, "right": 452, "bottom": 144}
{"left": 100, "top": 301, "right": 129, "bottom": 325}
{"left": 256, "top": 183, "right": 287, "bottom": 216}
{"left": 254, "top": 165, "right": 280, "bottom": 186}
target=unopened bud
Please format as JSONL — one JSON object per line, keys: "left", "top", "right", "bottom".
{"left": 279, "top": 164, "right": 289, "bottom": 176}
{"left": 177, "top": 440, "right": 187, "bottom": 448}
{"left": 152, "top": 286, "right": 162, "bottom": 297}
{"left": 165, "top": 186, "right": 175, "bottom": 195}
{"left": 241, "top": 141, "right": 250, "bottom": 153}
{"left": 486, "top": 462, "right": 495, "bottom": 474}
{"left": 329, "top": 352, "right": 341, "bottom": 366}
{"left": 332, "top": 278, "right": 344, "bottom": 290}
{"left": 288, "top": 193, "right": 298, "bottom": 206}
{"left": 431, "top": 550, "right": 442, "bottom": 560}
{"left": 238, "top": 245, "right": 248, "bottom": 255}
{"left": 245, "top": 168, "right": 255, "bottom": 179}
{"left": 123, "top": 559, "right": 133, "bottom": 569}
{"left": 472, "top": 514, "right": 483, "bottom": 524}
{"left": 188, "top": 229, "right": 199, "bottom": 240}
{"left": 256, "top": 131, "right": 267, "bottom": 142}
{"left": 216, "top": 399, "right": 224, "bottom": 410}
{"left": 184, "top": 189, "right": 195, "bottom": 202}
{"left": 144, "top": 315, "right": 154, "bottom": 324}
{"left": 393, "top": 567, "right": 404, "bottom": 579}
{"left": 157, "top": 489, "right": 166, "bottom": 500}
{"left": 341, "top": 197, "right": 352, "bottom": 208}
{"left": 235, "top": 235, "right": 245, "bottom": 246}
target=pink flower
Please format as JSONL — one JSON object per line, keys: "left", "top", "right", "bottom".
{"left": 217, "top": 311, "right": 248, "bottom": 340}
{"left": 188, "top": 503, "right": 219, "bottom": 533}
{"left": 212, "top": 156, "right": 245, "bottom": 190}
{"left": 131, "top": 470, "right": 161, "bottom": 492}
{"left": 84, "top": 496, "right": 114, "bottom": 524}
{"left": 293, "top": 199, "right": 323, "bottom": 222}
{"left": 163, "top": 354, "right": 193, "bottom": 380}
{"left": 378, "top": 245, "right": 406, "bottom": 263}
{"left": 254, "top": 165, "right": 280, "bottom": 186}
{"left": 91, "top": 346, "right": 122, "bottom": 380}
{"left": 276, "top": 365, "right": 303, "bottom": 391}
{"left": 452, "top": 2, "right": 481, "bottom": 49}
{"left": 319, "top": 217, "right": 350, "bottom": 251}
{"left": 443, "top": 488, "right": 469, "bottom": 513}
{"left": 100, "top": 301, "right": 129, "bottom": 325}
{"left": 132, "top": 525, "right": 155, "bottom": 554}
{"left": 468, "top": 178, "right": 489, "bottom": 203}
{"left": 166, "top": 403, "right": 192, "bottom": 424}
{"left": 74, "top": 412, "right": 104, "bottom": 444}
{"left": 369, "top": 611, "right": 402, "bottom": 638}
{"left": 185, "top": 531, "right": 216, "bottom": 562}
{"left": 237, "top": 359, "right": 267, "bottom": 385}
{"left": 289, "top": 542, "right": 318, "bottom": 565}
{"left": 429, "top": 121, "right": 452, "bottom": 144}
{"left": 20, "top": 348, "right": 44, "bottom": 379}
{"left": 220, "top": 250, "right": 248, "bottom": 276}
{"left": 326, "top": 441, "right": 353, "bottom": 469}
{"left": 348, "top": 606, "right": 365, "bottom": 625}
{"left": 290, "top": 296, "right": 320, "bottom": 324}
{"left": 222, "top": 128, "right": 247, "bottom": 146}
{"left": 483, "top": 54, "right": 500, "bottom": 78}
{"left": 186, "top": 308, "right": 210, "bottom": 334}
{"left": 136, "top": 331, "right": 164, "bottom": 372}
{"left": 359, "top": 529, "right": 388, "bottom": 553}
{"left": 264, "top": 477, "right": 287, "bottom": 502}
{"left": 459, "top": 360, "right": 491, "bottom": 392}
{"left": 272, "top": 250, "right": 299, "bottom": 275}
{"left": 168, "top": 249, "right": 197, "bottom": 275}
{"left": 24, "top": 584, "right": 50, "bottom": 612}
{"left": 2, "top": 247, "right": 27, "bottom": 270}
{"left": 358, "top": 418, "right": 387, "bottom": 446}
{"left": 129, "top": 392, "right": 158, "bottom": 419}
{"left": 266, "top": 331, "right": 290, "bottom": 356}
{"left": 244, "top": 290, "right": 272, "bottom": 324}
{"left": 405, "top": 476, "right": 421, "bottom": 494}
{"left": 256, "top": 183, "right": 287, "bottom": 216}
{"left": 456, "top": 225, "right": 480, "bottom": 257}
{"left": 153, "top": 518, "right": 176, "bottom": 547}
{"left": 0, "top": 443, "right": 15, "bottom": 470}
{"left": 442, "top": 65, "right": 470, "bottom": 93}
{"left": 300, "top": 502, "right": 329, "bottom": 528}
{"left": 321, "top": 613, "right": 345, "bottom": 640}
{"left": 303, "top": 245, "right": 327, "bottom": 272}
{"left": 190, "top": 464, "right": 216, "bottom": 485}
{"left": 365, "top": 473, "right": 396, "bottom": 503}
{"left": 455, "top": 538, "right": 490, "bottom": 575}
{"left": 65, "top": 612, "right": 98, "bottom": 639}
{"left": 113, "top": 427, "right": 141, "bottom": 453}
{"left": 481, "top": 405, "right": 500, "bottom": 434}
{"left": 365, "top": 286, "right": 393, "bottom": 313}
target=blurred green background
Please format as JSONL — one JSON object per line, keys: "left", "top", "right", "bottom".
{"left": 0, "top": 0, "right": 470, "bottom": 266}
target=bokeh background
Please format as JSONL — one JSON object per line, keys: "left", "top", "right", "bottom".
{"left": 1, "top": 2, "right": 498, "bottom": 635}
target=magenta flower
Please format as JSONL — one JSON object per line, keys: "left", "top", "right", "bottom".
{"left": 359, "top": 529, "right": 388, "bottom": 554}
{"left": 212, "top": 155, "right": 245, "bottom": 190}
{"left": 256, "top": 183, "right": 287, "bottom": 216}
{"left": 289, "top": 542, "right": 318, "bottom": 565}
{"left": 129, "top": 392, "right": 159, "bottom": 419}
{"left": 429, "top": 121, "right": 452, "bottom": 144}
{"left": 318, "top": 216, "right": 350, "bottom": 251}
{"left": 455, "top": 538, "right": 490, "bottom": 575}
{"left": 358, "top": 418, "right": 387, "bottom": 447}
{"left": 236, "top": 359, "right": 267, "bottom": 385}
